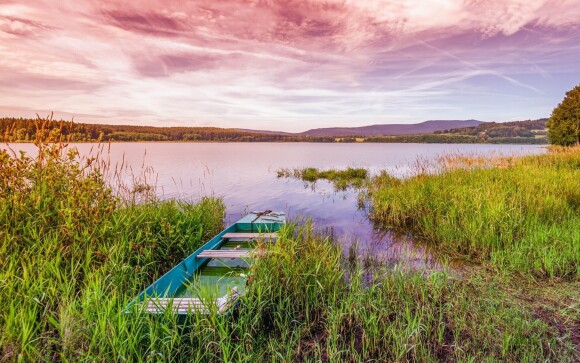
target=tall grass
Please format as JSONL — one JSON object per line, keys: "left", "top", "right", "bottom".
{"left": 369, "top": 147, "right": 580, "bottom": 278}
{"left": 0, "top": 120, "right": 225, "bottom": 361}
{"left": 1, "top": 119, "right": 576, "bottom": 361}
{"left": 4, "top": 209, "right": 570, "bottom": 361}
{"left": 238, "top": 225, "right": 573, "bottom": 362}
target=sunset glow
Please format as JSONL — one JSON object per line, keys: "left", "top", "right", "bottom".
{"left": 1, "top": 0, "right": 579, "bottom": 131}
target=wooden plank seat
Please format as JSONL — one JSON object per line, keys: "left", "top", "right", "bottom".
{"left": 222, "top": 232, "right": 278, "bottom": 240}
{"left": 146, "top": 289, "right": 240, "bottom": 314}
{"left": 145, "top": 297, "right": 213, "bottom": 314}
{"left": 197, "top": 249, "right": 266, "bottom": 259}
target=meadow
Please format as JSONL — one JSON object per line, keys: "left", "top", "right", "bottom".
{"left": 1, "top": 127, "right": 578, "bottom": 361}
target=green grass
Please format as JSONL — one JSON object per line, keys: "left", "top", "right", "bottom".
{"left": 241, "top": 228, "right": 576, "bottom": 361}
{"left": 1, "top": 122, "right": 577, "bottom": 361}
{"left": 5, "top": 200, "right": 575, "bottom": 361}
{"left": 369, "top": 147, "right": 580, "bottom": 278}
{"left": 277, "top": 167, "right": 368, "bottom": 190}
{"left": 364, "top": 147, "right": 579, "bottom": 360}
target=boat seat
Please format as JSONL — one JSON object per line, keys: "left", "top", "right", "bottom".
{"left": 197, "top": 249, "right": 266, "bottom": 259}
{"left": 198, "top": 250, "right": 248, "bottom": 259}
{"left": 146, "top": 298, "right": 210, "bottom": 314}
{"left": 222, "top": 232, "right": 278, "bottom": 240}
{"left": 145, "top": 289, "right": 240, "bottom": 314}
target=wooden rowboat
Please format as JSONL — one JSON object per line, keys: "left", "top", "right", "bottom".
{"left": 129, "top": 211, "right": 285, "bottom": 315}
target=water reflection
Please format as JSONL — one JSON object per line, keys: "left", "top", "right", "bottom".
{"left": 3, "top": 142, "right": 545, "bottom": 268}
{"left": 359, "top": 231, "right": 442, "bottom": 270}
{"left": 297, "top": 180, "right": 441, "bottom": 270}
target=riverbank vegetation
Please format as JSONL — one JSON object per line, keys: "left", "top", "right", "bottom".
{"left": 0, "top": 129, "right": 226, "bottom": 361}
{"left": 277, "top": 167, "right": 368, "bottom": 190}
{"left": 369, "top": 147, "right": 579, "bottom": 278}
{"left": 1, "top": 119, "right": 577, "bottom": 361}
{"left": 363, "top": 133, "right": 547, "bottom": 144}
{"left": 367, "top": 146, "right": 580, "bottom": 359}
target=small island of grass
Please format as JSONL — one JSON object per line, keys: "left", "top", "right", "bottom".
{"left": 277, "top": 167, "right": 368, "bottom": 190}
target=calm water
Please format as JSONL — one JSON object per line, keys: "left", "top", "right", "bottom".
{"left": 4, "top": 142, "right": 545, "bottom": 266}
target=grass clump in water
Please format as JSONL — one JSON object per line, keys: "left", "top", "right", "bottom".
{"left": 277, "top": 167, "right": 368, "bottom": 190}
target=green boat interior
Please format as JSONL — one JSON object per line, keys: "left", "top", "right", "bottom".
{"left": 129, "top": 211, "right": 285, "bottom": 315}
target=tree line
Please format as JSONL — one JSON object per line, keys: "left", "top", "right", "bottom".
{"left": 0, "top": 117, "right": 336, "bottom": 143}
{"left": 0, "top": 116, "right": 552, "bottom": 144}
{"left": 433, "top": 118, "right": 548, "bottom": 143}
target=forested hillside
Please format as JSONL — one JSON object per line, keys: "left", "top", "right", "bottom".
{"left": 0, "top": 117, "right": 548, "bottom": 144}
{"left": 0, "top": 117, "right": 333, "bottom": 142}
{"left": 433, "top": 119, "right": 548, "bottom": 143}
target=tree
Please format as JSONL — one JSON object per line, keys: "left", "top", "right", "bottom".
{"left": 547, "top": 85, "right": 580, "bottom": 146}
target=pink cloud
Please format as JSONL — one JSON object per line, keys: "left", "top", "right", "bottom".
{"left": 0, "top": 0, "right": 579, "bottom": 130}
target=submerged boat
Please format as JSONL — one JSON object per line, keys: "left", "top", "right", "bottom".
{"left": 130, "top": 211, "right": 285, "bottom": 315}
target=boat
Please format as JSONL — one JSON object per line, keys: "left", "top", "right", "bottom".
{"left": 129, "top": 211, "right": 285, "bottom": 315}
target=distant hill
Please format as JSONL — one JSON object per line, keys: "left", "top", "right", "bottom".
{"left": 235, "top": 128, "right": 291, "bottom": 135}
{"left": 299, "top": 120, "right": 483, "bottom": 137}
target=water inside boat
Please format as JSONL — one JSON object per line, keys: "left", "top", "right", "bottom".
{"left": 130, "top": 211, "right": 285, "bottom": 314}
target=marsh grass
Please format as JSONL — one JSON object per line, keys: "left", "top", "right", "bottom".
{"left": 230, "top": 224, "right": 574, "bottom": 361}
{"left": 1, "top": 118, "right": 577, "bottom": 361}
{"left": 4, "top": 206, "right": 573, "bottom": 361}
{"left": 370, "top": 147, "right": 580, "bottom": 278}
{"left": 0, "top": 118, "right": 225, "bottom": 361}
{"left": 277, "top": 167, "right": 368, "bottom": 190}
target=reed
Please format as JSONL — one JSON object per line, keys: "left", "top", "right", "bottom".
{"left": 0, "top": 118, "right": 225, "bottom": 361}
{"left": 276, "top": 167, "right": 368, "bottom": 190}
{"left": 1, "top": 117, "right": 576, "bottom": 361}
{"left": 369, "top": 147, "right": 580, "bottom": 278}
{"left": 238, "top": 227, "right": 575, "bottom": 362}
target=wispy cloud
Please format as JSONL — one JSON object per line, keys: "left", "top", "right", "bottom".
{"left": 0, "top": 0, "right": 579, "bottom": 130}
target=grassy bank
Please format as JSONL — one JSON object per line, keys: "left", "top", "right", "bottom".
{"left": 0, "top": 138, "right": 226, "bottom": 361}
{"left": 367, "top": 147, "right": 579, "bottom": 360}
{"left": 2, "top": 205, "right": 574, "bottom": 361}
{"left": 370, "top": 147, "right": 580, "bottom": 278}
{"left": 1, "top": 131, "right": 577, "bottom": 360}
{"left": 244, "top": 228, "right": 576, "bottom": 361}
{"left": 277, "top": 167, "right": 368, "bottom": 190}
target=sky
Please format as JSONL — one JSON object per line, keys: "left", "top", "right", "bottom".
{"left": 0, "top": 0, "right": 579, "bottom": 132}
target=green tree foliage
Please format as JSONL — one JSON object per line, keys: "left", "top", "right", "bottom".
{"left": 0, "top": 116, "right": 337, "bottom": 143}
{"left": 547, "top": 85, "right": 580, "bottom": 146}
{"left": 0, "top": 116, "right": 551, "bottom": 144}
{"left": 436, "top": 119, "right": 548, "bottom": 143}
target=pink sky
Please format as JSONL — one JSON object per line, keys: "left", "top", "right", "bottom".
{"left": 1, "top": 0, "right": 579, "bottom": 131}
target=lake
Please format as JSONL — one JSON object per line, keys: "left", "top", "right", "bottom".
{"left": 3, "top": 142, "right": 545, "bottom": 266}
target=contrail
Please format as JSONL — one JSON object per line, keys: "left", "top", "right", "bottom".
{"left": 417, "top": 39, "right": 544, "bottom": 94}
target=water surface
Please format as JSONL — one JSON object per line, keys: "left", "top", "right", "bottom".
{"left": 4, "top": 142, "right": 545, "bottom": 266}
